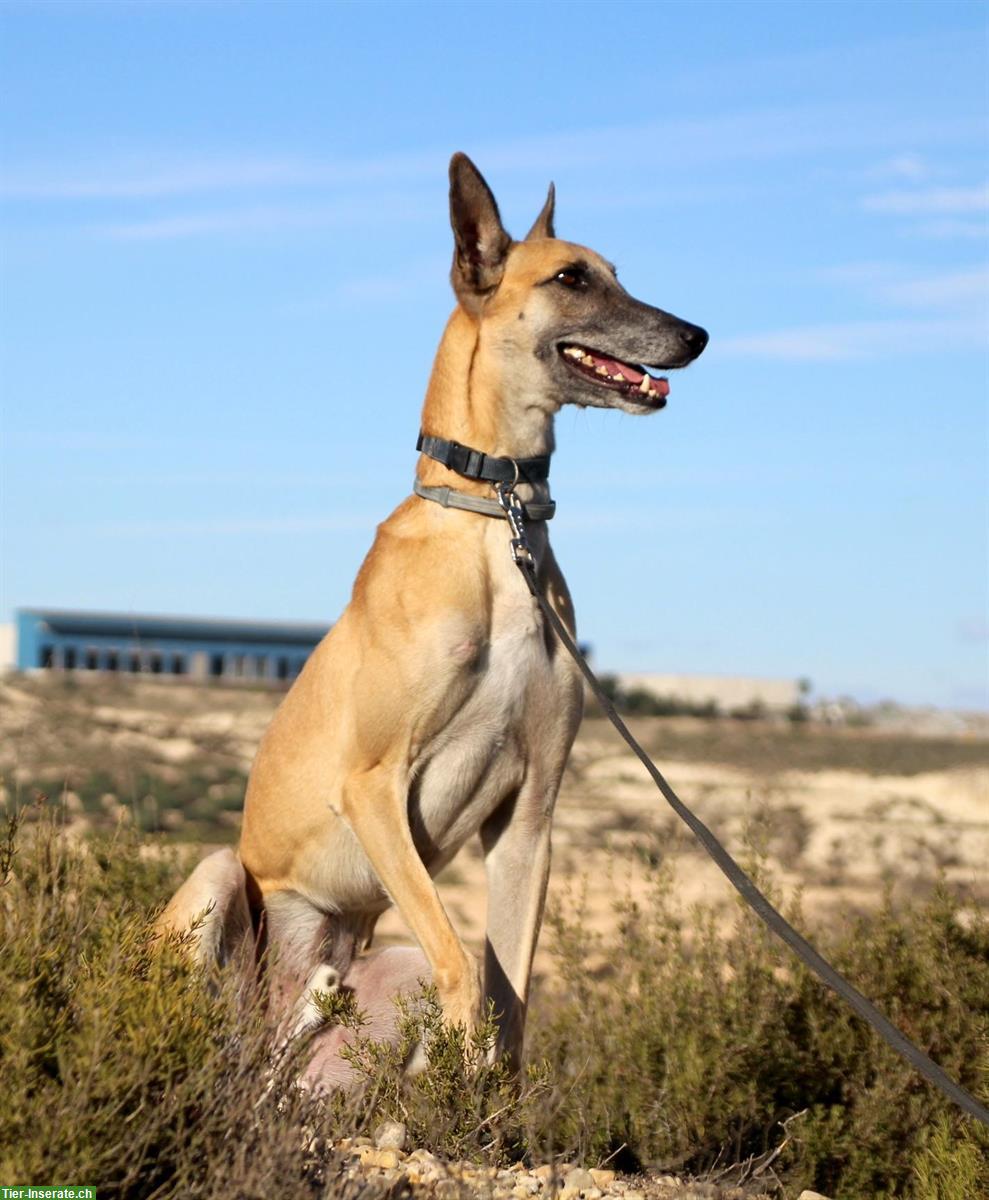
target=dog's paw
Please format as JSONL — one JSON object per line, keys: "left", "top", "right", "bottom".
{"left": 289, "top": 964, "right": 343, "bottom": 1040}
{"left": 437, "top": 956, "right": 483, "bottom": 1033}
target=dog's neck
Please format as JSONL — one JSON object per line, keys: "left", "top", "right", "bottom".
{"left": 418, "top": 309, "right": 556, "bottom": 484}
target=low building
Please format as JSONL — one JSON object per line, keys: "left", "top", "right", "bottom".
{"left": 14, "top": 608, "right": 329, "bottom": 684}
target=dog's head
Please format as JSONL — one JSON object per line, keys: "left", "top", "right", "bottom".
{"left": 449, "top": 152, "right": 707, "bottom": 415}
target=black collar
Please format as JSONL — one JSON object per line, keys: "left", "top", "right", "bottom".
{"left": 416, "top": 432, "right": 551, "bottom": 485}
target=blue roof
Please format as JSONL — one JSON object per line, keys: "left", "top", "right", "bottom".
{"left": 18, "top": 608, "right": 329, "bottom": 647}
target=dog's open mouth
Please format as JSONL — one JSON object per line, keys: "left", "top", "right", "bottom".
{"left": 558, "top": 344, "right": 669, "bottom": 407}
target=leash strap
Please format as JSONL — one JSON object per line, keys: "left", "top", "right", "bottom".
{"left": 502, "top": 493, "right": 989, "bottom": 1128}
{"left": 417, "top": 432, "right": 551, "bottom": 485}
{"left": 414, "top": 478, "right": 556, "bottom": 522}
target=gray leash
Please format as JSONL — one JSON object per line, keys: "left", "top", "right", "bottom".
{"left": 486, "top": 479, "right": 989, "bottom": 1129}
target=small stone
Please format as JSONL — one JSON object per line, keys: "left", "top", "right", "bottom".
{"left": 623, "top": 1192, "right": 645, "bottom": 1200}
{"left": 559, "top": 1190, "right": 580, "bottom": 1200}
{"left": 373, "top": 1119, "right": 407, "bottom": 1152}
{"left": 514, "top": 1179, "right": 540, "bottom": 1196}
{"left": 797, "top": 1193, "right": 833, "bottom": 1200}
{"left": 532, "top": 1166, "right": 557, "bottom": 1183}
{"left": 590, "top": 1170, "right": 615, "bottom": 1189}
{"left": 359, "top": 1147, "right": 400, "bottom": 1170}
{"left": 583, "top": 1190, "right": 603, "bottom": 1200}
{"left": 564, "top": 1168, "right": 597, "bottom": 1192}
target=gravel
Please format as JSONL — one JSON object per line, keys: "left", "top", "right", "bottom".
{"left": 328, "top": 1137, "right": 792, "bottom": 1200}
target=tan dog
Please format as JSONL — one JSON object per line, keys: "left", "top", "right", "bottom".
{"left": 158, "top": 153, "right": 707, "bottom": 1081}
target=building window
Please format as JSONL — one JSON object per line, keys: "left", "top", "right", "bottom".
{"left": 255, "top": 655, "right": 267, "bottom": 679}
{"left": 276, "top": 656, "right": 289, "bottom": 680}
{"left": 149, "top": 653, "right": 163, "bottom": 674}
{"left": 106, "top": 650, "right": 119, "bottom": 672}
{"left": 84, "top": 649, "right": 99, "bottom": 671}
{"left": 40, "top": 645, "right": 54, "bottom": 669}
{"left": 129, "top": 652, "right": 142, "bottom": 673}
{"left": 63, "top": 647, "right": 77, "bottom": 670}
{"left": 210, "top": 653, "right": 224, "bottom": 678}
{"left": 232, "top": 654, "right": 245, "bottom": 678}
{"left": 171, "top": 654, "right": 185, "bottom": 675}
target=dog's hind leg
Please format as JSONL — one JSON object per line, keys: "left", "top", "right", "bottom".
{"left": 155, "top": 847, "right": 252, "bottom": 966}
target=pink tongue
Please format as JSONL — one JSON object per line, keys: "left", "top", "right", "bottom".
{"left": 590, "top": 352, "right": 669, "bottom": 397}
{"left": 591, "top": 353, "right": 643, "bottom": 383}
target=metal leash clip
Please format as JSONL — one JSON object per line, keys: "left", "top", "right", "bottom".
{"left": 494, "top": 474, "right": 534, "bottom": 568}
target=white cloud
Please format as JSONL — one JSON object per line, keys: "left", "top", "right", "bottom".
{"left": 909, "top": 218, "right": 988, "bottom": 240}
{"left": 718, "top": 316, "right": 987, "bottom": 362}
{"left": 85, "top": 514, "right": 378, "bottom": 537}
{"left": 877, "top": 267, "right": 989, "bottom": 308}
{"left": 817, "top": 263, "right": 989, "bottom": 310}
{"left": 862, "top": 183, "right": 989, "bottom": 214}
{"left": 864, "top": 153, "right": 932, "bottom": 182}
{"left": 1, "top": 151, "right": 443, "bottom": 201}
{"left": 100, "top": 196, "right": 433, "bottom": 241}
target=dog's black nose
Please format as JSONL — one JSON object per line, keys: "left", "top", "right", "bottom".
{"left": 678, "top": 323, "right": 709, "bottom": 356}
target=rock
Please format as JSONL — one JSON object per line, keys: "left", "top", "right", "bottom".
{"left": 359, "top": 1147, "right": 400, "bottom": 1170}
{"left": 564, "top": 1168, "right": 597, "bottom": 1192}
{"left": 532, "top": 1165, "right": 558, "bottom": 1183}
{"left": 373, "top": 1119, "right": 407, "bottom": 1152}
{"left": 622, "top": 1192, "right": 645, "bottom": 1200}
{"left": 797, "top": 1193, "right": 833, "bottom": 1200}
{"left": 589, "top": 1169, "right": 615, "bottom": 1188}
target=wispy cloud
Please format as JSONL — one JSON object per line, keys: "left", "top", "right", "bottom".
{"left": 718, "top": 316, "right": 986, "bottom": 362}
{"left": 7, "top": 96, "right": 987, "bottom": 206}
{"left": 83, "top": 515, "right": 378, "bottom": 537}
{"left": 862, "top": 183, "right": 989, "bottom": 214}
{"left": 99, "top": 196, "right": 435, "bottom": 241}
{"left": 1, "top": 152, "right": 444, "bottom": 201}
{"left": 877, "top": 267, "right": 989, "bottom": 308}
{"left": 909, "top": 218, "right": 987, "bottom": 240}
{"left": 863, "top": 153, "right": 933, "bottom": 182}
{"left": 817, "top": 263, "right": 989, "bottom": 309}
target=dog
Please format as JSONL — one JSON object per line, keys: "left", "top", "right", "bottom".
{"left": 157, "top": 153, "right": 707, "bottom": 1086}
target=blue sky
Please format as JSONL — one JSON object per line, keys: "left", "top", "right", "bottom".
{"left": 1, "top": 0, "right": 986, "bottom": 708}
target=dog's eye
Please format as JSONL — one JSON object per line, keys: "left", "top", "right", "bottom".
{"left": 554, "top": 267, "right": 586, "bottom": 289}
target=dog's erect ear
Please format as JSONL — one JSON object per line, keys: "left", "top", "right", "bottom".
{"left": 524, "top": 182, "right": 556, "bottom": 241}
{"left": 449, "top": 153, "right": 512, "bottom": 313}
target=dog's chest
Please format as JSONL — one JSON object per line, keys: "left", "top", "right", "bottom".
{"left": 409, "top": 591, "right": 566, "bottom": 864}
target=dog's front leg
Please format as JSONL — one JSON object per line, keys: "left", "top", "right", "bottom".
{"left": 480, "top": 790, "right": 555, "bottom": 1071}
{"left": 341, "top": 764, "right": 481, "bottom": 1031}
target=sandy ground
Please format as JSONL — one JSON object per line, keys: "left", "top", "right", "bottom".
{"left": 2, "top": 674, "right": 986, "bottom": 981}
{"left": 376, "top": 721, "right": 989, "bottom": 978}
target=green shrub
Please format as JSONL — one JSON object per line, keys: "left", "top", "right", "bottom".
{"left": 531, "top": 867, "right": 989, "bottom": 1197}
{"left": 0, "top": 805, "right": 340, "bottom": 1198}
{"left": 1, "top": 803, "right": 985, "bottom": 1199}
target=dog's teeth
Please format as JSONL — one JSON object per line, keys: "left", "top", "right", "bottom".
{"left": 612, "top": 373, "right": 625, "bottom": 382}
{"left": 565, "top": 347, "right": 582, "bottom": 359}
{"left": 582, "top": 355, "right": 595, "bottom": 366}
{"left": 595, "top": 366, "right": 609, "bottom": 376}
{"left": 639, "top": 374, "right": 651, "bottom": 394}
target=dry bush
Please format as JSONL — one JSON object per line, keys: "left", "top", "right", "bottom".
{"left": 0, "top": 802, "right": 986, "bottom": 1200}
